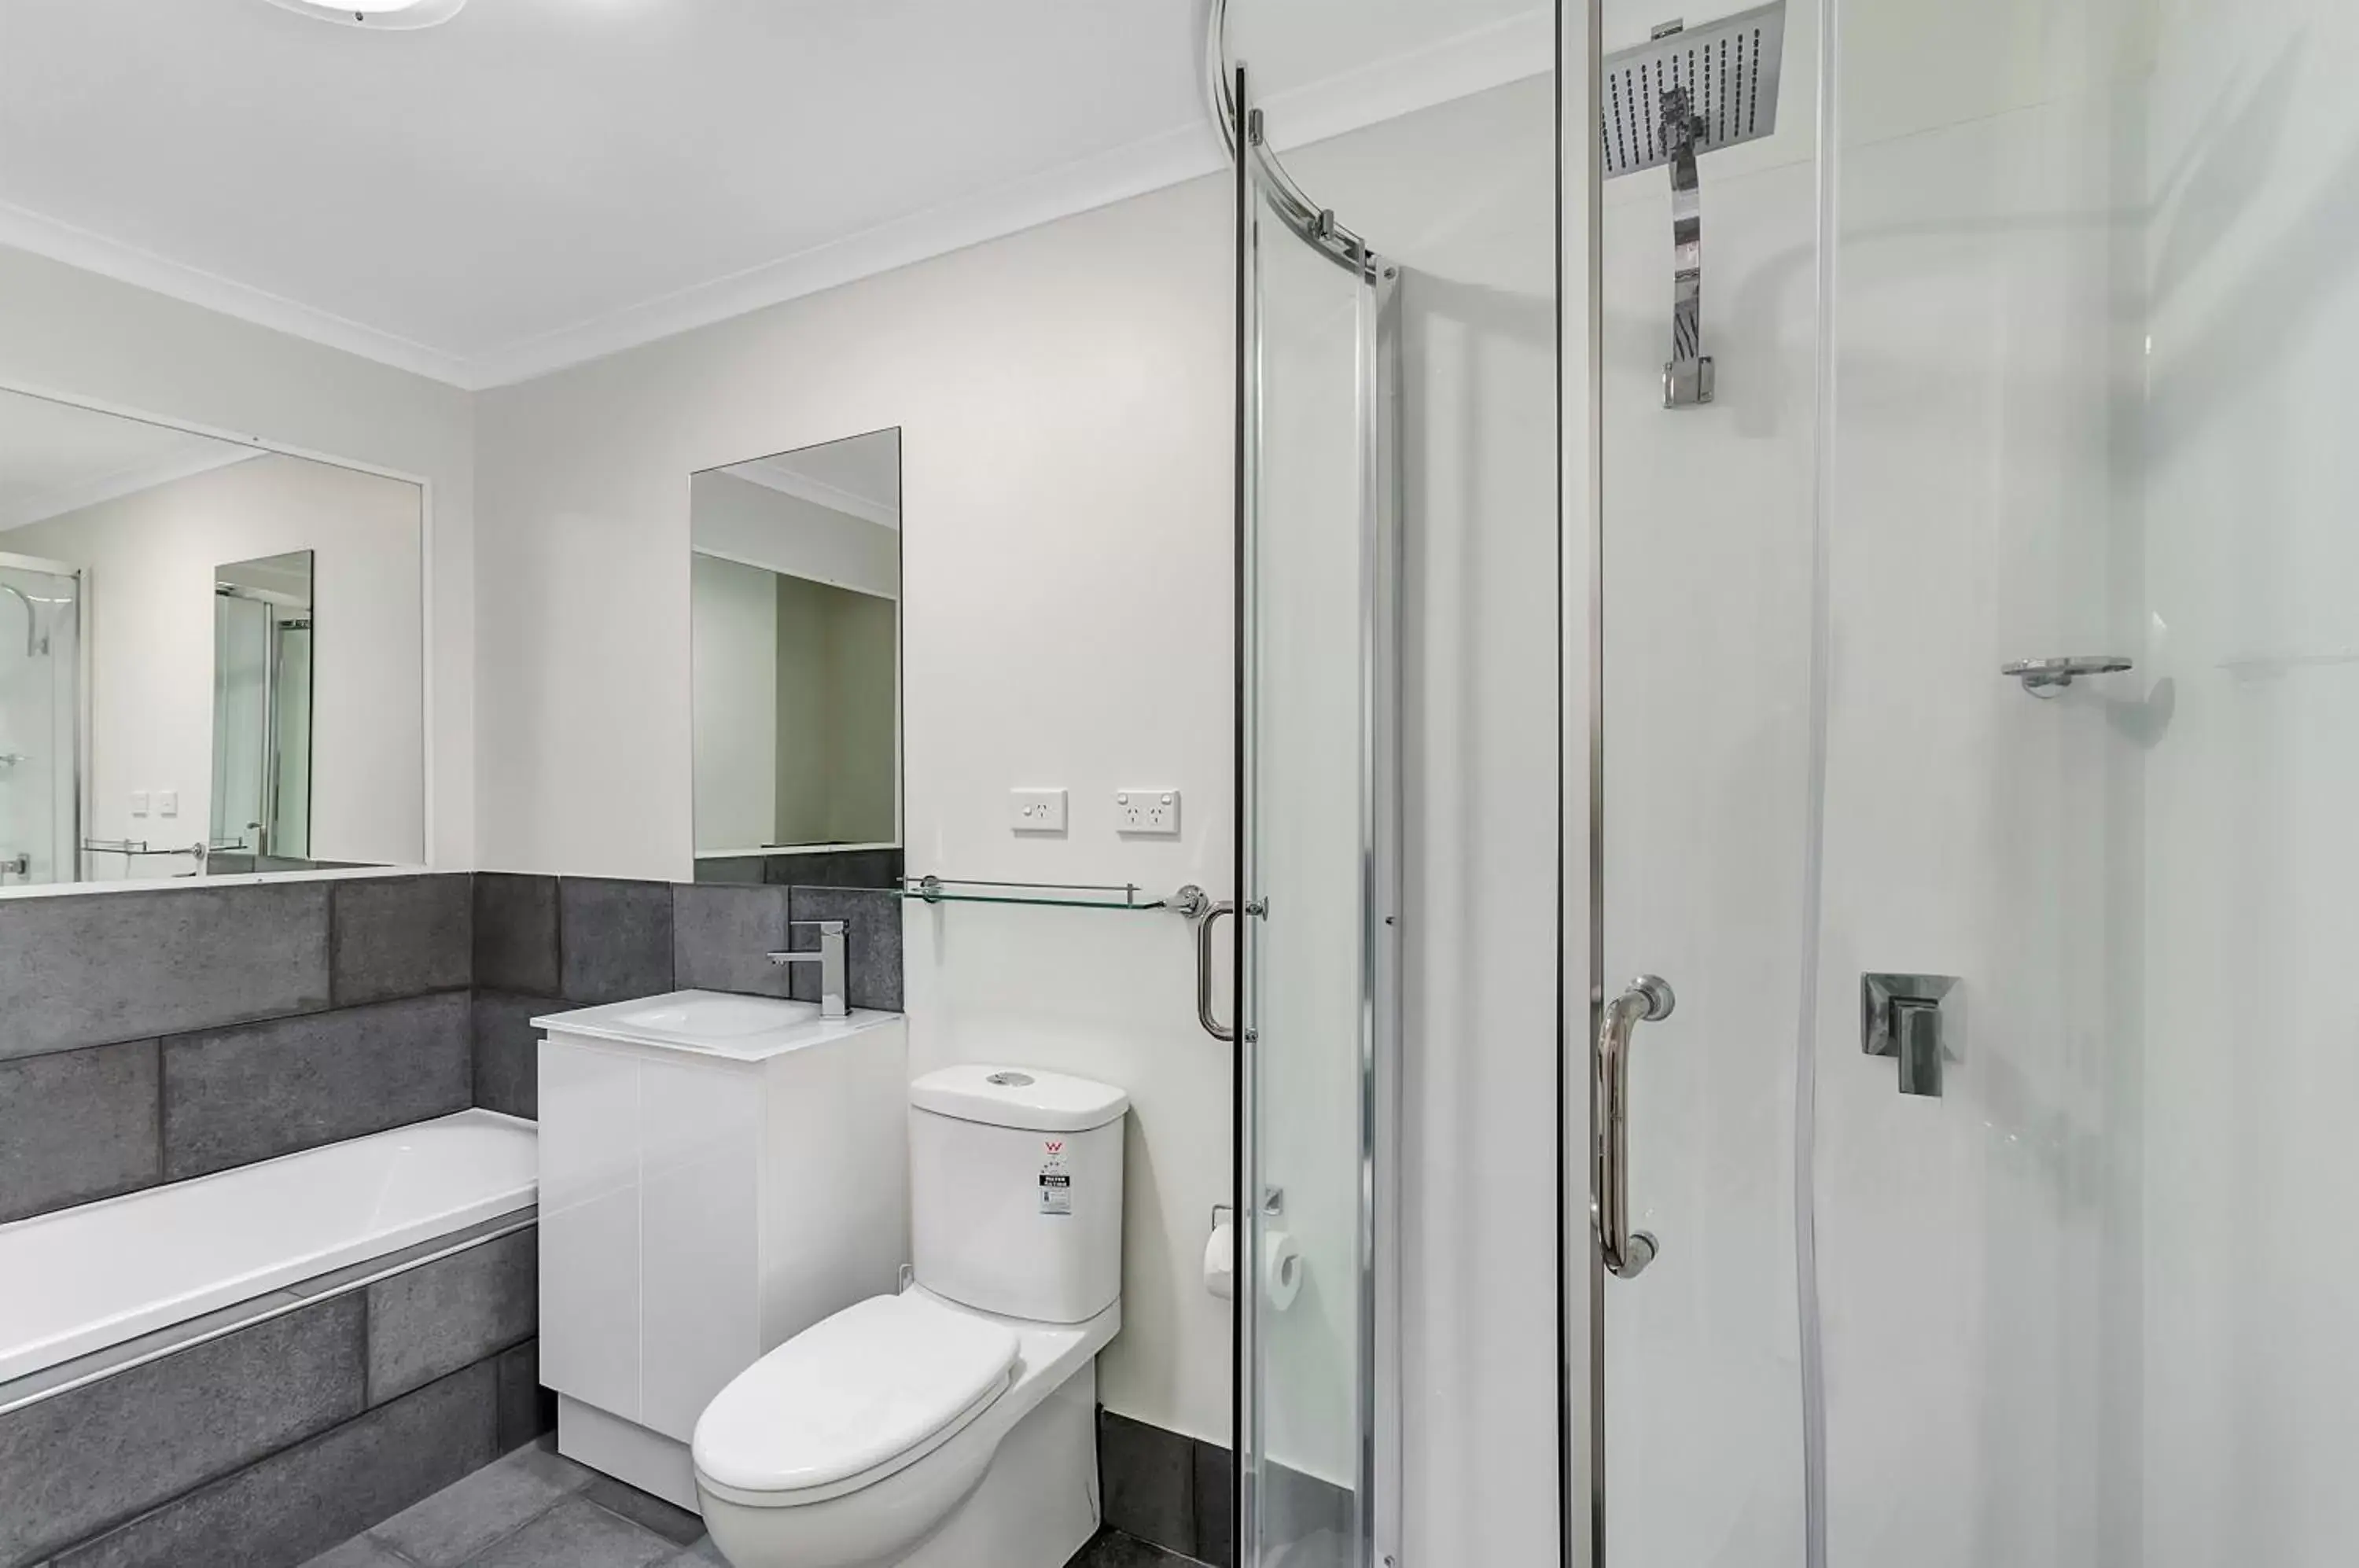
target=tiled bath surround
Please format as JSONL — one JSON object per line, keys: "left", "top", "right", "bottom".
{"left": 0, "top": 1227, "right": 540, "bottom": 1568}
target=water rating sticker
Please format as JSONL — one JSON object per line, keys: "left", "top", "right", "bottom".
{"left": 1039, "top": 1139, "right": 1073, "bottom": 1216}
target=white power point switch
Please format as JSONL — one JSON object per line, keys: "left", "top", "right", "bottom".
{"left": 130, "top": 790, "right": 150, "bottom": 818}
{"left": 1010, "top": 788, "right": 1069, "bottom": 834}
{"left": 156, "top": 790, "right": 178, "bottom": 819}
{"left": 1116, "top": 790, "right": 1182, "bottom": 837}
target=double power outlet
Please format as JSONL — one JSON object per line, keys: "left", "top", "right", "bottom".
{"left": 1010, "top": 788, "right": 1181, "bottom": 837}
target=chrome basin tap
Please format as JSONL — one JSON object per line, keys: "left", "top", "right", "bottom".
{"left": 766, "top": 920, "right": 848, "bottom": 1020}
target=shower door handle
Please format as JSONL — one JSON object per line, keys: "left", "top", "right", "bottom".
{"left": 1596, "top": 974, "right": 1676, "bottom": 1279}
{"left": 1196, "top": 902, "right": 1236, "bottom": 1043}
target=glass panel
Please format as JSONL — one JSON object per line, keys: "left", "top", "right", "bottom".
{"left": 0, "top": 559, "right": 80, "bottom": 886}
{"left": 1240, "top": 156, "right": 1375, "bottom": 1567}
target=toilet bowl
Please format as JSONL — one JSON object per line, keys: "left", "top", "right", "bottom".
{"left": 692, "top": 1064, "right": 1128, "bottom": 1568}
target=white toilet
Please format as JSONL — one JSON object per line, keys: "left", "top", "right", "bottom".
{"left": 692, "top": 1064, "right": 1129, "bottom": 1568}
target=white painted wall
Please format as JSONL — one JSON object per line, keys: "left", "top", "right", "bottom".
{"left": 689, "top": 468, "right": 899, "bottom": 602}
{"left": 4, "top": 455, "right": 424, "bottom": 873}
{"left": 475, "top": 185, "right": 1238, "bottom": 1440}
{"left": 691, "top": 551, "right": 779, "bottom": 852}
{"left": 0, "top": 245, "right": 477, "bottom": 867}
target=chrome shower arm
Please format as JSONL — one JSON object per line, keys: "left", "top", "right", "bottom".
{"left": 1662, "top": 85, "right": 1714, "bottom": 407}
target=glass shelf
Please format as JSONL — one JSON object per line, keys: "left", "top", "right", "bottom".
{"left": 895, "top": 875, "right": 1205, "bottom": 915}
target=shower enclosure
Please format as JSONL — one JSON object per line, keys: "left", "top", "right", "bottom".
{"left": 0, "top": 553, "right": 83, "bottom": 886}
{"left": 1230, "top": 0, "right": 2352, "bottom": 1563}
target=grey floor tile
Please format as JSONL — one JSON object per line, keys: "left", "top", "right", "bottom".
{"left": 160, "top": 992, "right": 471, "bottom": 1179}
{"left": 782, "top": 885, "right": 902, "bottom": 1011}
{"left": 580, "top": 1476, "right": 705, "bottom": 1546}
{"left": 471, "top": 992, "right": 558, "bottom": 1119}
{"left": 656, "top": 1540, "right": 727, "bottom": 1567}
{"left": 0, "top": 1040, "right": 161, "bottom": 1224}
{"left": 367, "top": 1229, "right": 536, "bottom": 1404}
{"left": 333, "top": 875, "right": 473, "bottom": 1007}
{"left": 671, "top": 885, "right": 793, "bottom": 998}
{"left": 469, "top": 1496, "right": 673, "bottom": 1568}
{"left": 558, "top": 879, "right": 674, "bottom": 1004}
{"left": 365, "top": 1438, "right": 590, "bottom": 1566}
{"left": 476, "top": 875, "right": 561, "bottom": 996}
{"left": 0, "top": 882, "right": 329, "bottom": 1061}
{"left": 304, "top": 1536, "right": 416, "bottom": 1568}
{"left": 1066, "top": 1529, "right": 1212, "bottom": 1568}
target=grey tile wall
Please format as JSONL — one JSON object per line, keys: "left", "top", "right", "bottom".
{"left": 558, "top": 879, "right": 675, "bottom": 1004}
{"left": 0, "top": 874, "right": 477, "bottom": 1227}
{"left": 161, "top": 992, "right": 472, "bottom": 1180}
{"left": 780, "top": 885, "right": 903, "bottom": 1011}
{"left": 0, "top": 1041, "right": 160, "bottom": 1224}
{"left": 333, "top": 876, "right": 473, "bottom": 1007}
{"left": 0, "top": 867, "right": 903, "bottom": 1228}
{"left": 0, "top": 882, "right": 330, "bottom": 1062}
{"left": 1097, "top": 1412, "right": 1243, "bottom": 1568}
{"left": 671, "top": 885, "right": 793, "bottom": 998}
{"left": 473, "top": 875, "right": 560, "bottom": 996}
{"left": 470, "top": 992, "right": 557, "bottom": 1120}
{"left": 690, "top": 848, "right": 903, "bottom": 889}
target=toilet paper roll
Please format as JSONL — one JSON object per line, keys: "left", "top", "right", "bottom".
{"left": 1262, "top": 1229, "right": 1303, "bottom": 1312}
{"left": 1204, "top": 1221, "right": 1236, "bottom": 1301}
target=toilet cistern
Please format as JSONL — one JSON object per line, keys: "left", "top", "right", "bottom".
{"left": 767, "top": 919, "right": 849, "bottom": 1019}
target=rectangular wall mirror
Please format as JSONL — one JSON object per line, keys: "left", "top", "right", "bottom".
{"left": 0, "top": 385, "right": 425, "bottom": 887}
{"left": 691, "top": 427, "right": 903, "bottom": 887}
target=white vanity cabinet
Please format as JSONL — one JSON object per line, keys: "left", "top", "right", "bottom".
{"left": 534, "top": 991, "right": 909, "bottom": 1508}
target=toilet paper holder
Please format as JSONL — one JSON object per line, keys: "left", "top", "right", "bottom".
{"left": 1212, "top": 1186, "right": 1286, "bottom": 1230}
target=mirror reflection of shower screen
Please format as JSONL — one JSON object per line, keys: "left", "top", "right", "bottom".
{"left": 210, "top": 549, "right": 315, "bottom": 862}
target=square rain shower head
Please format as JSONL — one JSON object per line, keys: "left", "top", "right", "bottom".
{"left": 1600, "top": 2, "right": 1788, "bottom": 178}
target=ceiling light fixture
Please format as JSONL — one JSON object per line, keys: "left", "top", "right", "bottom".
{"left": 260, "top": 0, "right": 468, "bottom": 29}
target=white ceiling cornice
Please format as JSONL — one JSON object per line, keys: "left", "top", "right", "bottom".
{"left": 0, "top": 9, "right": 1551, "bottom": 392}
{"left": 0, "top": 200, "right": 478, "bottom": 387}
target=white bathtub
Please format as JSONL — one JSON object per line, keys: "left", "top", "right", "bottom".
{"left": 0, "top": 1109, "right": 536, "bottom": 1386}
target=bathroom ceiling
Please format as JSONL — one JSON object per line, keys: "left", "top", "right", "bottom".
{"left": 0, "top": 0, "right": 1547, "bottom": 389}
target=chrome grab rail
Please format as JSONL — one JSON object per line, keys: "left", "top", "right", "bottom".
{"left": 1196, "top": 902, "right": 1237, "bottom": 1043}
{"left": 1596, "top": 974, "right": 1676, "bottom": 1279}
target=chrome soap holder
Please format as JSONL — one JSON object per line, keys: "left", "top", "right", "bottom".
{"left": 2001, "top": 656, "right": 2133, "bottom": 697}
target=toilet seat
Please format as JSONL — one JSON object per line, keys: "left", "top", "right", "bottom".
{"left": 693, "top": 1291, "right": 1020, "bottom": 1509}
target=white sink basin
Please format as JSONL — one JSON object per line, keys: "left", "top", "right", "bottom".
{"left": 533, "top": 989, "right": 897, "bottom": 1062}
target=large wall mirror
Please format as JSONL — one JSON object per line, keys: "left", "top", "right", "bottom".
{"left": 691, "top": 428, "right": 902, "bottom": 887}
{"left": 0, "top": 385, "right": 425, "bottom": 887}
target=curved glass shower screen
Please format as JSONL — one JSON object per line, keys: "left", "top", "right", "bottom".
{"left": 1225, "top": 29, "right": 1403, "bottom": 1568}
